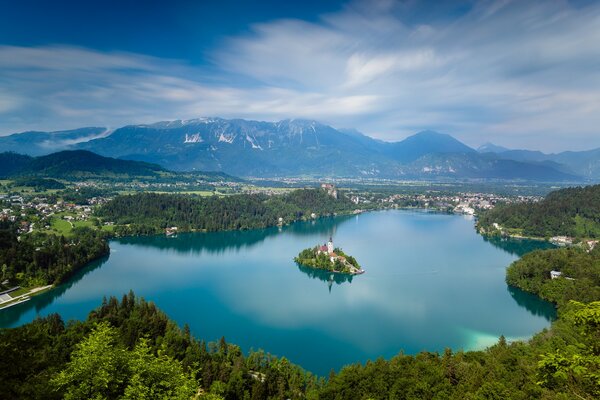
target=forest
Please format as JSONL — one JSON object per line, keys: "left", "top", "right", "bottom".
{"left": 2, "top": 284, "right": 599, "bottom": 399}
{"left": 506, "top": 246, "right": 600, "bottom": 306}
{"left": 0, "top": 222, "right": 109, "bottom": 289}
{"left": 0, "top": 292, "right": 319, "bottom": 400}
{"left": 98, "top": 188, "right": 360, "bottom": 235}
{"left": 477, "top": 184, "right": 600, "bottom": 238}
{"left": 2, "top": 186, "right": 600, "bottom": 398}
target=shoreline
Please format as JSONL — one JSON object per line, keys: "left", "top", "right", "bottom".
{"left": 0, "top": 207, "right": 561, "bottom": 379}
{"left": 0, "top": 285, "right": 54, "bottom": 310}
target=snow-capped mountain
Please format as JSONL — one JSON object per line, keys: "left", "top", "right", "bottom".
{"left": 0, "top": 117, "right": 585, "bottom": 181}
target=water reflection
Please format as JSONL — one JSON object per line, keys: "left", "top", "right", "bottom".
{"left": 114, "top": 215, "right": 353, "bottom": 256}
{"left": 483, "top": 235, "right": 555, "bottom": 257}
{"left": 507, "top": 285, "right": 556, "bottom": 321}
{"left": 0, "top": 210, "right": 558, "bottom": 375}
{"left": 0, "top": 255, "right": 110, "bottom": 327}
{"left": 296, "top": 264, "right": 354, "bottom": 292}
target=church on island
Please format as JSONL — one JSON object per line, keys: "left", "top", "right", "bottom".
{"left": 295, "top": 237, "right": 364, "bottom": 275}
{"left": 318, "top": 237, "right": 343, "bottom": 264}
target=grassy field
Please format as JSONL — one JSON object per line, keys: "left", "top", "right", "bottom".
{"left": 50, "top": 217, "right": 73, "bottom": 235}
{"left": 5, "top": 287, "right": 29, "bottom": 297}
{"left": 101, "top": 224, "right": 115, "bottom": 232}
{"left": 73, "top": 220, "right": 94, "bottom": 229}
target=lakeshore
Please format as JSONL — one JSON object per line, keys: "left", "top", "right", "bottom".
{"left": 0, "top": 285, "right": 53, "bottom": 310}
{"left": 0, "top": 210, "right": 555, "bottom": 375}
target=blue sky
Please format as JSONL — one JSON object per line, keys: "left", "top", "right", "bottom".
{"left": 1, "top": 0, "right": 599, "bottom": 151}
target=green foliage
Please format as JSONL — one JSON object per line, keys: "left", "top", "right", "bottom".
{"left": 294, "top": 246, "right": 361, "bottom": 274}
{"left": 478, "top": 184, "right": 600, "bottom": 238}
{"left": 98, "top": 188, "right": 357, "bottom": 234}
{"left": 537, "top": 302, "right": 600, "bottom": 399}
{"left": 52, "top": 322, "right": 127, "bottom": 399}
{"left": 0, "top": 292, "right": 318, "bottom": 399}
{"left": 123, "top": 339, "right": 197, "bottom": 399}
{"left": 506, "top": 247, "right": 600, "bottom": 305}
{"left": 12, "top": 177, "right": 66, "bottom": 190}
{"left": 0, "top": 221, "right": 109, "bottom": 287}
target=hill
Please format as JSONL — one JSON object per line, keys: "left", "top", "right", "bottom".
{"left": 0, "top": 118, "right": 583, "bottom": 181}
{"left": 0, "top": 150, "right": 166, "bottom": 179}
{"left": 478, "top": 184, "right": 600, "bottom": 238}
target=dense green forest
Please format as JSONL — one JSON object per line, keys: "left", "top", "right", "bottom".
{"left": 0, "top": 222, "right": 109, "bottom": 289}
{"left": 2, "top": 288, "right": 599, "bottom": 399}
{"left": 506, "top": 246, "right": 600, "bottom": 306}
{"left": 477, "top": 184, "right": 600, "bottom": 238}
{"left": 0, "top": 292, "right": 319, "bottom": 399}
{"left": 0, "top": 150, "right": 167, "bottom": 179}
{"left": 97, "top": 189, "right": 360, "bottom": 235}
{"left": 12, "top": 177, "right": 66, "bottom": 190}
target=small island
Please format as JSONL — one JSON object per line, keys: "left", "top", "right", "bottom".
{"left": 294, "top": 237, "right": 365, "bottom": 275}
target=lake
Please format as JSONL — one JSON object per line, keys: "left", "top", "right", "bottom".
{"left": 0, "top": 210, "right": 556, "bottom": 375}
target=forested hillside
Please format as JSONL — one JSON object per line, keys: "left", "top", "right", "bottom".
{"left": 478, "top": 184, "right": 600, "bottom": 238}
{"left": 0, "top": 150, "right": 166, "bottom": 179}
{"left": 506, "top": 246, "right": 600, "bottom": 305}
{"left": 97, "top": 188, "right": 359, "bottom": 235}
{"left": 0, "top": 292, "right": 318, "bottom": 399}
{"left": 0, "top": 222, "right": 108, "bottom": 289}
{"left": 2, "top": 290, "right": 599, "bottom": 399}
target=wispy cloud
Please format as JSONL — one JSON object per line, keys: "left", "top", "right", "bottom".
{"left": 0, "top": 0, "right": 599, "bottom": 151}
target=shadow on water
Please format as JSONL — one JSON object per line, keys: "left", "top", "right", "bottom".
{"left": 483, "top": 236, "right": 555, "bottom": 257}
{"left": 0, "top": 254, "right": 110, "bottom": 327}
{"left": 507, "top": 285, "right": 557, "bottom": 322}
{"left": 114, "top": 215, "right": 355, "bottom": 256}
{"left": 296, "top": 264, "right": 354, "bottom": 293}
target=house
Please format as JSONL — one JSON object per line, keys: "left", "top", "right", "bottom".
{"left": 586, "top": 240, "right": 598, "bottom": 252}
{"left": 550, "top": 236, "right": 573, "bottom": 246}
{"left": 550, "top": 270, "right": 562, "bottom": 279}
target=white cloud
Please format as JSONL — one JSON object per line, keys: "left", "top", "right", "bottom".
{"left": 0, "top": 0, "right": 600, "bottom": 151}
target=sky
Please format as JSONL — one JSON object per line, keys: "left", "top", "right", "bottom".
{"left": 0, "top": 0, "right": 599, "bottom": 151}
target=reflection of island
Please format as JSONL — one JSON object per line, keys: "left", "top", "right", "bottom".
{"left": 295, "top": 237, "right": 364, "bottom": 275}
{"left": 296, "top": 264, "right": 354, "bottom": 293}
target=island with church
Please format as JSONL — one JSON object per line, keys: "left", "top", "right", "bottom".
{"left": 294, "top": 237, "right": 365, "bottom": 275}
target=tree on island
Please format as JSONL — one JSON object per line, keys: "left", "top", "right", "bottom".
{"left": 294, "top": 238, "right": 363, "bottom": 275}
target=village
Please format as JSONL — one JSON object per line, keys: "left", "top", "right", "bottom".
{"left": 0, "top": 179, "right": 549, "bottom": 241}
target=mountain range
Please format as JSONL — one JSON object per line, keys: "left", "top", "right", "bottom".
{"left": 0, "top": 117, "right": 595, "bottom": 181}
{"left": 477, "top": 144, "right": 600, "bottom": 179}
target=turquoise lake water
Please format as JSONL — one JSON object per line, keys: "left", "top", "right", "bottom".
{"left": 0, "top": 210, "right": 556, "bottom": 375}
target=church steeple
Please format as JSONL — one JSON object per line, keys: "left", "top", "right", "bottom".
{"left": 327, "top": 236, "right": 334, "bottom": 254}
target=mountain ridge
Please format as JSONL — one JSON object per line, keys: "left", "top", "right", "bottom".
{"left": 0, "top": 118, "right": 590, "bottom": 181}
